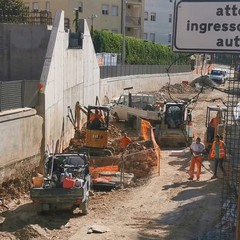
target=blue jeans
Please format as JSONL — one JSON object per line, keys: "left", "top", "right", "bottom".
{"left": 213, "top": 158, "right": 225, "bottom": 176}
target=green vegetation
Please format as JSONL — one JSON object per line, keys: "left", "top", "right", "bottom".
{"left": 92, "top": 30, "right": 190, "bottom": 65}
{"left": 0, "top": 0, "right": 28, "bottom": 23}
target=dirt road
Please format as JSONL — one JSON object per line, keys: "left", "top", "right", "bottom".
{"left": 68, "top": 151, "right": 222, "bottom": 240}
{"left": 0, "top": 86, "right": 227, "bottom": 240}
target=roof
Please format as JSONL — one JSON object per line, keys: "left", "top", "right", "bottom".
{"left": 207, "top": 106, "right": 227, "bottom": 111}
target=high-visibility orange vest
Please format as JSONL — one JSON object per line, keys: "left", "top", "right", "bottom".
{"left": 90, "top": 113, "right": 104, "bottom": 123}
{"left": 210, "top": 140, "right": 225, "bottom": 159}
{"left": 210, "top": 117, "right": 217, "bottom": 127}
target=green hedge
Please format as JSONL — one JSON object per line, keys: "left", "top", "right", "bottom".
{"left": 92, "top": 30, "right": 190, "bottom": 65}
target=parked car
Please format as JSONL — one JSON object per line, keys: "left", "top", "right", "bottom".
{"left": 209, "top": 69, "right": 227, "bottom": 84}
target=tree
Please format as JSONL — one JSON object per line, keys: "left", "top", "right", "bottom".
{"left": 0, "top": 0, "right": 28, "bottom": 23}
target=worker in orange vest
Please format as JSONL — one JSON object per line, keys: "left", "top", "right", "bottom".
{"left": 209, "top": 134, "right": 226, "bottom": 179}
{"left": 89, "top": 109, "right": 104, "bottom": 129}
{"left": 90, "top": 109, "right": 104, "bottom": 123}
{"left": 119, "top": 132, "right": 132, "bottom": 152}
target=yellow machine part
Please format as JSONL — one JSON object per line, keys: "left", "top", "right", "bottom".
{"left": 85, "top": 129, "right": 108, "bottom": 148}
{"left": 158, "top": 129, "right": 189, "bottom": 148}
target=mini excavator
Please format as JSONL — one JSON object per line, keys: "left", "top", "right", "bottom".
{"left": 81, "top": 105, "right": 114, "bottom": 156}
{"left": 67, "top": 98, "right": 114, "bottom": 157}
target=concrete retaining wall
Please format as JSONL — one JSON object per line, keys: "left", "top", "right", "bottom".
{"left": 100, "top": 72, "right": 200, "bottom": 103}
{"left": 0, "top": 12, "right": 100, "bottom": 180}
{"left": 40, "top": 11, "right": 100, "bottom": 153}
{"left": 0, "top": 109, "right": 43, "bottom": 182}
{"left": 0, "top": 24, "right": 50, "bottom": 81}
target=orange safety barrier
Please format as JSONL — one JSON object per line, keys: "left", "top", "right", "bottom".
{"left": 141, "top": 119, "right": 161, "bottom": 175}
{"left": 141, "top": 119, "right": 152, "bottom": 141}
{"left": 90, "top": 165, "right": 119, "bottom": 173}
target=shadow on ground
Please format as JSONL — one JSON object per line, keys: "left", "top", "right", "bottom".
{"left": 134, "top": 152, "right": 224, "bottom": 240}
{"left": 0, "top": 203, "right": 84, "bottom": 233}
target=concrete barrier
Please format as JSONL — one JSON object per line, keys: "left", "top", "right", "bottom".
{"left": 100, "top": 72, "right": 200, "bottom": 103}
{"left": 0, "top": 108, "right": 43, "bottom": 182}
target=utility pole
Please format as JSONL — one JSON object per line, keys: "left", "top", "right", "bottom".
{"left": 74, "top": 8, "right": 79, "bottom": 33}
{"left": 121, "top": 0, "right": 126, "bottom": 65}
{"left": 88, "top": 14, "right": 97, "bottom": 34}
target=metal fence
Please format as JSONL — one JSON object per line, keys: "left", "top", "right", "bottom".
{"left": 0, "top": 64, "right": 191, "bottom": 112}
{"left": 0, "top": 10, "right": 70, "bottom": 29}
{"left": 219, "top": 76, "right": 240, "bottom": 240}
{"left": 100, "top": 64, "right": 191, "bottom": 79}
{"left": 0, "top": 80, "right": 39, "bottom": 112}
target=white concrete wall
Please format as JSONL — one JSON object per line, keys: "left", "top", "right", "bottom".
{"left": 0, "top": 109, "right": 43, "bottom": 181}
{"left": 82, "top": 22, "right": 100, "bottom": 106}
{"left": 100, "top": 72, "right": 199, "bottom": 102}
{"left": 40, "top": 10, "right": 100, "bottom": 152}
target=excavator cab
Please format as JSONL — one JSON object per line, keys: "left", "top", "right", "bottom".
{"left": 204, "top": 105, "right": 227, "bottom": 152}
{"left": 165, "top": 103, "right": 185, "bottom": 129}
{"left": 84, "top": 105, "right": 113, "bottom": 156}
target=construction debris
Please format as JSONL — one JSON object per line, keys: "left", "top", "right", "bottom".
{"left": 0, "top": 198, "right": 8, "bottom": 210}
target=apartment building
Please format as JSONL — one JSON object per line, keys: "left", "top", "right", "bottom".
{"left": 144, "top": 0, "right": 174, "bottom": 45}
{"left": 22, "top": 0, "right": 144, "bottom": 38}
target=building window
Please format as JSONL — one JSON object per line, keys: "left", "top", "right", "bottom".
{"left": 45, "top": 2, "right": 50, "bottom": 11}
{"left": 150, "top": 33, "right": 155, "bottom": 42}
{"left": 143, "top": 33, "right": 148, "bottom": 40}
{"left": 112, "top": 6, "right": 118, "bottom": 16}
{"left": 150, "top": 12, "right": 156, "bottom": 21}
{"left": 170, "top": 0, "right": 173, "bottom": 2}
{"left": 32, "top": 2, "right": 39, "bottom": 11}
{"left": 78, "top": 2, "right": 83, "bottom": 12}
{"left": 144, "top": 12, "right": 148, "bottom": 21}
{"left": 168, "top": 34, "right": 172, "bottom": 43}
{"left": 102, "top": 4, "right": 109, "bottom": 15}
{"left": 169, "top": 14, "right": 172, "bottom": 23}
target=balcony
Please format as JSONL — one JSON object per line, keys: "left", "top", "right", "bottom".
{"left": 126, "top": 16, "right": 141, "bottom": 27}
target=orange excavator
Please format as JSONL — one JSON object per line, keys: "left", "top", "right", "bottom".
{"left": 83, "top": 105, "right": 114, "bottom": 156}
{"left": 67, "top": 103, "right": 114, "bottom": 156}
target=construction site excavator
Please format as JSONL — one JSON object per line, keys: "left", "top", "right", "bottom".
{"left": 156, "top": 102, "right": 193, "bottom": 148}
{"left": 67, "top": 103, "right": 114, "bottom": 157}
{"left": 81, "top": 105, "right": 114, "bottom": 156}
{"left": 204, "top": 105, "right": 227, "bottom": 152}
